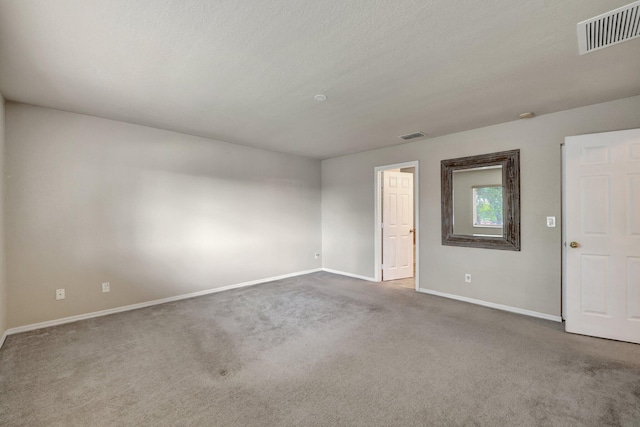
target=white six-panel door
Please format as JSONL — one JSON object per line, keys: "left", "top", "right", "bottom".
{"left": 565, "top": 129, "right": 640, "bottom": 344}
{"left": 382, "top": 171, "right": 414, "bottom": 281}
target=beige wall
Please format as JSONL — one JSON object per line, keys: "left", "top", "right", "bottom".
{"left": 322, "top": 95, "right": 640, "bottom": 317}
{"left": 0, "top": 94, "right": 6, "bottom": 340}
{"left": 5, "top": 103, "right": 322, "bottom": 328}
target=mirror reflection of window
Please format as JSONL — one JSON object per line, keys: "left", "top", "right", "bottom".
{"left": 452, "top": 166, "right": 503, "bottom": 237}
{"left": 473, "top": 186, "right": 503, "bottom": 227}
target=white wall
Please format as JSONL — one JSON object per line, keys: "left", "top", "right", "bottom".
{"left": 5, "top": 103, "right": 322, "bottom": 328}
{"left": 0, "top": 94, "right": 6, "bottom": 342}
{"left": 322, "top": 95, "right": 640, "bottom": 317}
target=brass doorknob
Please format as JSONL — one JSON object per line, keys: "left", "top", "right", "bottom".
{"left": 569, "top": 241, "right": 579, "bottom": 248}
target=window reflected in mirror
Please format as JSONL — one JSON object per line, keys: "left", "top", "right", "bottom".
{"left": 473, "top": 186, "right": 503, "bottom": 228}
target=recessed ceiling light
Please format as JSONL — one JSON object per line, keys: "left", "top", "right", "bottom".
{"left": 518, "top": 112, "right": 535, "bottom": 119}
{"left": 313, "top": 94, "right": 327, "bottom": 102}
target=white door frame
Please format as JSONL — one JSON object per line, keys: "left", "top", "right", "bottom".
{"left": 561, "top": 144, "right": 566, "bottom": 320}
{"left": 374, "top": 161, "right": 419, "bottom": 290}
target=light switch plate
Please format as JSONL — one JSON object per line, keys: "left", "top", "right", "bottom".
{"left": 546, "top": 216, "right": 556, "bottom": 227}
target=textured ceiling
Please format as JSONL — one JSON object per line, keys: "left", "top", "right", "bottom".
{"left": 1, "top": 0, "right": 639, "bottom": 159}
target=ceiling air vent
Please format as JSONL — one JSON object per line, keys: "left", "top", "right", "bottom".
{"left": 399, "top": 131, "right": 426, "bottom": 141}
{"left": 577, "top": 1, "right": 640, "bottom": 55}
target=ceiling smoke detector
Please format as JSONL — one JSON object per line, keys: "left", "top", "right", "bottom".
{"left": 399, "top": 131, "right": 427, "bottom": 141}
{"left": 577, "top": 1, "right": 640, "bottom": 55}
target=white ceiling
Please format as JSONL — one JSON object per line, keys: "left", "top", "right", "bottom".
{"left": 1, "top": 0, "right": 639, "bottom": 159}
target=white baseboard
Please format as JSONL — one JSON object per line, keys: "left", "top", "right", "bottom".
{"left": 5, "top": 268, "right": 322, "bottom": 336}
{"left": 0, "top": 331, "right": 7, "bottom": 350}
{"left": 417, "top": 288, "right": 562, "bottom": 323}
{"left": 321, "top": 268, "right": 378, "bottom": 282}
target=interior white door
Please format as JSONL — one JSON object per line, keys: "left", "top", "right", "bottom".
{"left": 382, "top": 171, "right": 414, "bottom": 281}
{"left": 565, "top": 128, "right": 640, "bottom": 344}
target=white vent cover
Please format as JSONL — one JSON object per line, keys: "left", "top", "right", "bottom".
{"left": 577, "top": 1, "right": 640, "bottom": 55}
{"left": 399, "top": 131, "right": 426, "bottom": 140}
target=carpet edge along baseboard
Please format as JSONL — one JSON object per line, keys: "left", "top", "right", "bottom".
{"left": 417, "top": 288, "right": 562, "bottom": 322}
{"left": 3, "top": 268, "right": 323, "bottom": 339}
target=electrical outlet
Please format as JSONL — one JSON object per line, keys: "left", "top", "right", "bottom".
{"left": 56, "top": 289, "right": 65, "bottom": 300}
{"left": 465, "top": 274, "right": 471, "bottom": 283}
{"left": 547, "top": 216, "right": 556, "bottom": 227}
{"left": 102, "top": 282, "right": 110, "bottom": 293}
{"left": 314, "top": 253, "right": 320, "bottom": 259}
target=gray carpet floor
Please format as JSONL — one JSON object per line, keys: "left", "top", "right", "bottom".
{"left": 1, "top": 271, "right": 639, "bottom": 426}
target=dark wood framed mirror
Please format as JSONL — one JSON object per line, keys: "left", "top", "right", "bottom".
{"left": 441, "top": 149, "right": 520, "bottom": 251}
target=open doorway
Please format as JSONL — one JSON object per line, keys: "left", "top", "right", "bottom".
{"left": 374, "top": 161, "right": 419, "bottom": 291}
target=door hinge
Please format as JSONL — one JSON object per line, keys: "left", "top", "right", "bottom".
{"left": 381, "top": 222, "right": 384, "bottom": 229}
{"left": 381, "top": 264, "right": 384, "bottom": 269}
